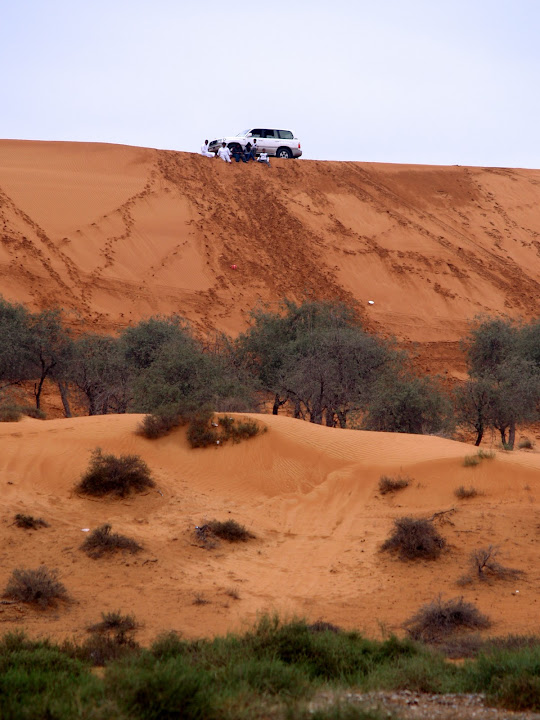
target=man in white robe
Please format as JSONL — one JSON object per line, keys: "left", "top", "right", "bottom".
{"left": 217, "top": 142, "right": 232, "bottom": 163}
{"left": 201, "top": 140, "right": 215, "bottom": 157}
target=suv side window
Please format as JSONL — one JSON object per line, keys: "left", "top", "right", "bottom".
{"left": 278, "top": 130, "right": 294, "bottom": 139}
{"left": 250, "top": 129, "right": 263, "bottom": 137}
{"left": 263, "top": 129, "right": 277, "bottom": 138}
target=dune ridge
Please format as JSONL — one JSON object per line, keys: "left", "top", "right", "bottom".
{"left": 1, "top": 141, "right": 539, "bottom": 375}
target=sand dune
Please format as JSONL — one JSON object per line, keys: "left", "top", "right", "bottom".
{"left": 0, "top": 141, "right": 539, "bottom": 644}
{"left": 0, "top": 414, "right": 538, "bottom": 643}
{"left": 1, "top": 141, "right": 539, "bottom": 375}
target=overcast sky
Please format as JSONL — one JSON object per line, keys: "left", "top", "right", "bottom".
{"left": 2, "top": 0, "right": 539, "bottom": 168}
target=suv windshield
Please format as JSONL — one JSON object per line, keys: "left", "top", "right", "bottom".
{"left": 237, "top": 130, "right": 250, "bottom": 136}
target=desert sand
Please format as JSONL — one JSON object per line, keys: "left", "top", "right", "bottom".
{"left": 0, "top": 141, "right": 539, "bottom": 644}
{"left": 1, "top": 140, "right": 540, "bottom": 375}
{"left": 0, "top": 414, "right": 539, "bottom": 644}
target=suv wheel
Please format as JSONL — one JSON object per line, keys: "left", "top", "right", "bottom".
{"left": 276, "top": 146, "right": 293, "bottom": 159}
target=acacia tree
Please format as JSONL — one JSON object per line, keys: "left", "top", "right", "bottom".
{"left": 69, "top": 334, "right": 130, "bottom": 415}
{"left": 235, "top": 298, "right": 388, "bottom": 424}
{"left": 364, "top": 374, "right": 452, "bottom": 435}
{"left": 132, "top": 332, "right": 256, "bottom": 419}
{"left": 0, "top": 297, "right": 34, "bottom": 392}
{"left": 458, "top": 317, "right": 540, "bottom": 448}
{"left": 454, "top": 375, "right": 493, "bottom": 446}
{"left": 26, "top": 309, "right": 73, "bottom": 410}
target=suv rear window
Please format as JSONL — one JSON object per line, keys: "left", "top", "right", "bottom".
{"left": 278, "top": 130, "right": 294, "bottom": 139}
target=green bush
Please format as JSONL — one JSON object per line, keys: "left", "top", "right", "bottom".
{"left": 137, "top": 412, "right": 183, "bottom": 439}
{"left": 81, "top": 524, "right": 142, "bottom": 559}
{"left": 463, "top": 454, "right": 481, "bottom": 467}
{"left": 105, "top": 656, "right": 214, "bottom": 720}
{"left": 186, "top": 416, "right": 219, "bottom": 448}
{"left": 187, "top": 413, "right": 264, "bottom": 449}
{"left": 76, "top": 449, "right": 155, "bottom": 498}
{"left": 3, "top": 566, "right": 68, "bottom": 609}
{"left": 381, "top": 517, "right": 446, "bottom": 560}
{"left": 0, "top": 403, "right": 22, "bottom": 422}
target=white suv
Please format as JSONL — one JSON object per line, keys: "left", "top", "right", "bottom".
{"left": 208, "top": 128, "right": 302, "bottom": 159}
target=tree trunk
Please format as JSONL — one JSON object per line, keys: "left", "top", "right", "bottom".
{"left": 336, "top": 410, "right": 348, "bottom": 429}
{"left": 508, "top": 420, "right": 516, "bottom": 450}
{"left": 272, "top": 394, "right": 282, "bottom": 415}
{"left": 57, "top": 381, "right": 72, "bottom": 418}
{"left": 474, "top": 421, "right": 483, "bottom": 446}
{"left": 34, "top": 376, "right": 46, "bottom": 410}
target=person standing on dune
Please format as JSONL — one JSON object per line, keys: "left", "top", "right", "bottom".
{"left": 200, "top": 140, "right": 215, "bottom": 157}
{"left": 217, "top": 142, "right": 232, "bottom": 163}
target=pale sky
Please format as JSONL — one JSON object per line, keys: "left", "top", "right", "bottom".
{"left": 2, "top": 0, "right": 539, "bottom": 168}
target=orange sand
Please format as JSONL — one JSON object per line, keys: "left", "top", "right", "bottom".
{"left": 0, "top": 141, "right": 539, "bottom": 644}
{"left": 0, "top": 414, "right": 538, "bottom": 644}
{"left": 1, "top": 141, "right": 539, "bottom": 376}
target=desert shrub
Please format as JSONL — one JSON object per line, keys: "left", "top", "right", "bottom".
{"left": 404, "top": 596, "right": 490, "bottom": 642}
{"left": 378, "top": 475, "right": 410, "bottom": 494}
{"left": 193, "top": 593, "right": 209, "bottom": 605}
{"left": 470, "top": 546, "right": 523, "bottom": 582}
{"left": 0, "top": 403, "right": 22, "bottom": 422}
{"left": 137, "top": 412, "right": 183, "bottom": 439}
{"left": 81, "top": 524, "right": 142, "bottom": 559}
{"left": 186, "top": 412, "right": 264, "bottom": 449}
{"left": 518, "top": 436, "right": 534, "bottom": 450}
{"left": 14, "top": 514, "right": 49, "bottom": 530}
{"left": 76, "top": 448, "right": 155, "bottom": 498}
{"left": 229, "top": 658, "right": 310, "bottom": 697}
{"left": 105, "top": 656, "right": 214, "bottom": 720}
{"left": 21, "top": 406, "right": 46, "bottom": 420}
{"left": 88, "top": 611, "right": 138, "bottom": 643}
{"left": 463, "top": 454, "right": 481, "bottom": 467}
{"left": 186, "top": 415, "right": 219, "bottom": 448}
{"left": 207, "top": 519, "right": 255, "bottom": 542}
{"left": 477, "top": 448, "right": 496, "bottom": 460}
{"left": 495, "top": 674, "right": 540, "bottom": 711}
{"left": 219, "top": 415, "right": 263, "bottom": 442}
{"left": 381, "top": 517, "right": 445, "bottom": 560}
{"left": 306, "top": 621, "right": 343, "bottom": 634}
{"left": 67, "top": 611, "right": 141, "bottom": 666}
{"left": 150, "top": 631, "right": 188, "bottom": 661}
{"left": 3, "top": 566, "right": 68, "bottom": 608}
{"left": 454, "top": 485, "right": 480, "bottom": 499}
{"left": 244, "top": 615, "right": 416, "bottom": 682}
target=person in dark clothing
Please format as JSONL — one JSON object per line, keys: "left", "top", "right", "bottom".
{"left": 245, "top": 141, "right": 256, "bottom": 161}
{"left": 232, "top": 145, "right": 247, "bottom": 163}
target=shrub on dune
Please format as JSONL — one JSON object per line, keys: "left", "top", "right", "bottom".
{"left": 80, "top": 524, "right": 142, "bottom": 558}
{"left": 3, "top": 566, "right": 68, "bottom": 608}
{"left": 75, "top": 448, "right": 155, "bottom": 498}
{"left": 381, "top": 517, "right": 445, "bottom": 561}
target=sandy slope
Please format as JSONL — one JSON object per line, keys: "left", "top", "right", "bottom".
{"left": 1, "top": 414, "right": 538, "bottom": 644}
{"left": 1, "top": 141, "right": 539, "bottom": 375}
{"left": 0, "top": 141, "right": 539, "bottom": 644}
